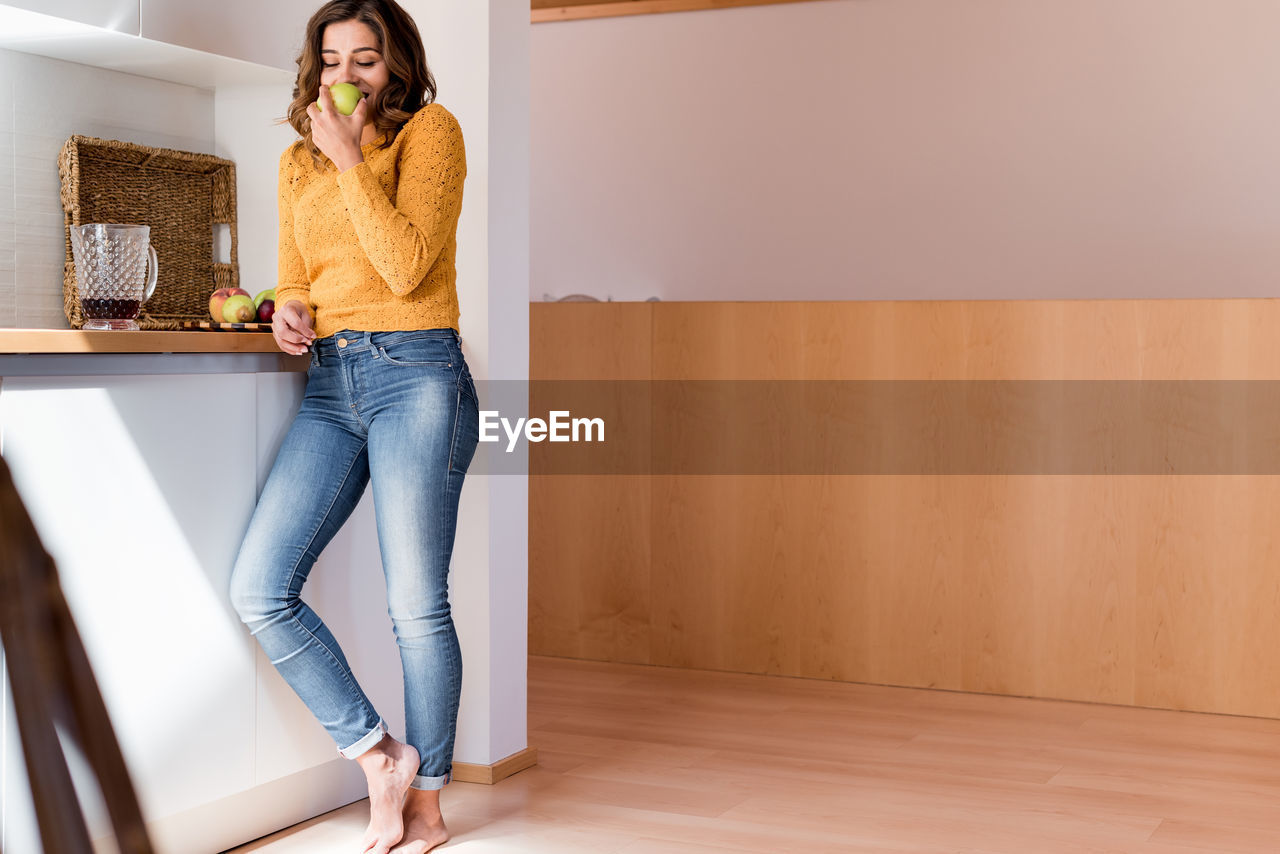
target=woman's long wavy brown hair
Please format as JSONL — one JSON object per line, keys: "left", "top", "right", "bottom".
{"left": 286, "top": 0, "right": 436, "bottom": 171}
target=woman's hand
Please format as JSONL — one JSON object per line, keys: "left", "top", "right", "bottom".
{"left": 306, "top": 85, "right": 368, "bottom": 173}
{"left": 272, "top": 300, "right": 317, "bottom": 356}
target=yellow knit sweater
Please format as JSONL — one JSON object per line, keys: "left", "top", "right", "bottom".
{"left": 276, "top": 102, "right": 466, "bottom": 339}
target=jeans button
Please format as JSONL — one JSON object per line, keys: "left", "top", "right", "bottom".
{"left": 337, "top": 338, "right": 349, "bottom": 349}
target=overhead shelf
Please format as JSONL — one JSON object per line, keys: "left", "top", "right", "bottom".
{"left": 0, "top": 4, "right": 292, "bottom": 90}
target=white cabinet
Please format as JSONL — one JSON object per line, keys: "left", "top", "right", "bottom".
{"left": 0, "top": 373, "right": 260, "bottom": 839}
{"left": 139, "top": 0, "right": 313, "bottom": 73}
{"left": 0, "top": 365, "right": 388, "bottom": 853}
{"left": 0, "top": 0, "right": 139, "bottom": 33}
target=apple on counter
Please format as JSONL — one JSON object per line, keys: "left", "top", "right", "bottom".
{"left": 209, "top": 287, "right": 251, "bottom": 321}
{"left": 207, "top": 288, "right": 279, "bottom": 324}
{"left": 254, "top": 289, "right": 276, "bottom": 322}
{"left": 222, "top": 294, "right": 256, "bottom": 323}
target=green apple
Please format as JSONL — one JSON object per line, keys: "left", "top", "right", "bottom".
{"left": 254, "top": 288, "right": 276, "bottom": 310}
{"left": 222, "top": 294, "right": 257, "bottom": 323}
{"left": 317, "top": 83, "right": 363, "bottom": 116}
{"left": 209, "top": 287, "right": 250, "bottom": 321}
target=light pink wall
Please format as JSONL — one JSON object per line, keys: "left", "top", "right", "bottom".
{"left": 531, "top": 0, "right": 1280, "bottom": 302}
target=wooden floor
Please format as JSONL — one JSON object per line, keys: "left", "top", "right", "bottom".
{"left": 227, "top": 654, "right": 1280, "bottom": 853}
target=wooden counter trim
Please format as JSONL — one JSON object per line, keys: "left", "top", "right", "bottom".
{"left": 0, "top": 329, "right": 288, "bottom": 355}
{"left": 532, "top": 0, "right": 829, "bottom": 23}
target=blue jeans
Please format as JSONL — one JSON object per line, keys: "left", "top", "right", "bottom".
{"left": 230, "top": 328, "right": 479, "bottom": 790}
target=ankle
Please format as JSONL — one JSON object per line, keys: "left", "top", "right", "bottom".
{"left": 355, "top": 735, "right": 397, "bottom": 770}
{"left": 404, "top": 788, "right": 443, "bottom": 815}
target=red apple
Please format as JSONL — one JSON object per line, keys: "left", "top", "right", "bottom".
{"left": 209, "top": 287, "right": 250, "bottom": 321}
{"left": 256, "top": 299, "right": 275, "bottom": 323}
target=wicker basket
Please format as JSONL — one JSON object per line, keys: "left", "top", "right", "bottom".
{"left": 58, "top": 135, "right": 239, "bottom": 330}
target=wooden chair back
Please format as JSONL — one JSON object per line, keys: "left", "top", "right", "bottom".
{"left": 0, "top": 454, "right": 154, "bottom": 853}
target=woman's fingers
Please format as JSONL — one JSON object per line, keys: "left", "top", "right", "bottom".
{"left": 307, "top": 94, "right": 349, "bottom": 166}
{"left": 272, "top": 303, "right": 315, "bottom": 355}
{"left": 272, "top": 327, "right": 307, "bottom": 355}
{"left": 273, "top": 324, "right": 308, "bottom": 355}
{"left": 290, "top": 304, "right": 316, "bottom": 339}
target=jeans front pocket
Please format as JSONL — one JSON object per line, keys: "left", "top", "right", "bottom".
{"left": 377, "top": 339, "right": 452, "bottom": 367}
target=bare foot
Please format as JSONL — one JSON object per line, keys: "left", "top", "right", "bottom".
{"left": 389, "top": 787, "right": 450, "bottom": 854}
{"left": 354, "top": 735, "right": 420, "bottom": 854}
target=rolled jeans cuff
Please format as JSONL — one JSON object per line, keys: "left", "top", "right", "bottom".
{"left": 410, "top": 769, "right": 451, "bottom": 791}
{"left": 337, "top": 719, "right": 388, "bottom": 759}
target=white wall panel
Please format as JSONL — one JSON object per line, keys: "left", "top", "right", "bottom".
{"left": 531, "top": 0, "right": 1280, "bottom": 302}
{"left": 0, "top": 48, "right": 213, "bottom": 329}
{"left": 140, "top": 0, "right": 307, "bottom": 72}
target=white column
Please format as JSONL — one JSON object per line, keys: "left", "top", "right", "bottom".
{"left": 407, "top": 0, "right": 530, "bottom": 768}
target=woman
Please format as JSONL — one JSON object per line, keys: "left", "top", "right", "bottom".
{"left": 229, "top": 1, "right": 476, "bottom": 852}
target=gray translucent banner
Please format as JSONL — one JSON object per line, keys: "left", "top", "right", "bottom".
{"left": 465, "top": 380, "right": 1280, "bottom": 475}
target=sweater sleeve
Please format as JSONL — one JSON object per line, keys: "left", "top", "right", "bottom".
{"left": 334, "top": 108, "right": 466, "bottom": 297}
{"left": 275, "top": 146, "right": 313, "bottom": 315}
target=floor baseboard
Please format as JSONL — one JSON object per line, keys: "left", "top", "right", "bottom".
{"left": 451, "top": 746, "right": 538, "bottom": 785}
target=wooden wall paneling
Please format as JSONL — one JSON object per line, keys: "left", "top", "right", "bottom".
{"left": 531, "top": 299, "right": 1280, "bottom": 719}
{"left": 859, "top": 475, "right": 965, "bottom": 692}
{"left": 1134, "top": 477, "right": 1228, "bottom": 715}
{"left": 650, "top": 301, "right": 811, "bottom": 380}
{"left": 783, "top": 475, "right": 877, "bottom": 683}
{"left": 1046, "top": 476, "right": 1137, "bottom": 707}
{"left": 649, "top": 302, "right": 805, "bottom": 675}
{"left": 648, "top": 475, "right": 865, "bottom": 678}
{"left": 1130, "top": 476, "right": 1280, "bottom": 719}
{"left": 959, "top": 476, "right": 1069, "bottom": 699}
{"left": 649, "top": 475, "right": 746, "bottom": 671}
{"left": 529, "top": 302, "right": 654, "bottom": 382}
{"left": 529, "top": 303, "right": 654, "bottom": 663}
{"left": 529, "top": 473, "right": 654, "bottom": 662}
{"left": 1209, "top": 476, "right": 1280, "bottom": 718}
